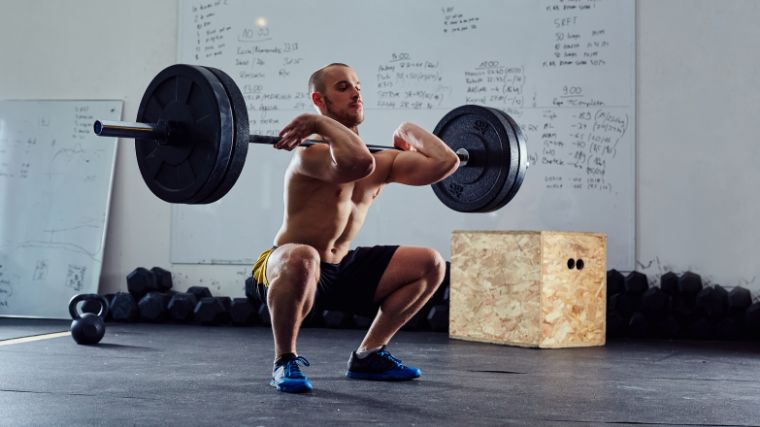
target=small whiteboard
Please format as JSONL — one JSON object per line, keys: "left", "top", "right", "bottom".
{"left": 0, "top": 100, "right": 122, "bottom": 319}
{"left": 173, "top": 0, "right": 635, "bottom": 268}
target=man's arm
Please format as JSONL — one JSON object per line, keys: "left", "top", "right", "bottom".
{"left": 386, "top": 122, "right": 460, "bottom": 185}
{"left": 277, "top": 113, "right": 375, "bottom": 183}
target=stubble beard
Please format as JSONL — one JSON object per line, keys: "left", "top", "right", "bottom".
{"left": 324, "top": 95, "right": 363, "bottom": 131}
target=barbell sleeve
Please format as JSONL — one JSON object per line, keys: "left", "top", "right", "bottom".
{"left": 93, "top": 120, "right": 169, "bottom": 140}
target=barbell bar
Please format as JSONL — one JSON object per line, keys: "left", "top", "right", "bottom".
{"left": 93, "top": 119, "right": 470, "bottom": 166}
{"left": 92, "top": 64, "right": 527, "bottom": 211}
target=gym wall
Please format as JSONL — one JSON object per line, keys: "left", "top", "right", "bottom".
{"left": 0, "top": 0, "right": 758, "bottom": 297}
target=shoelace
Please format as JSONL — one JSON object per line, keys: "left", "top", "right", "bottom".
{"left": 376, "top": 351, "right": 405, "bottom": 368}
{"left": 284, "top": 356, "right": 310, "bottom": 378}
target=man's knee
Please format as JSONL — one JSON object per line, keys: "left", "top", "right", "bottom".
{"left": 415, "top": 248, "right": 446, "bottom": 291}
{"left": 427, "top": 249, "right": 446, "bottom": 288}
{"left": 268, "top": 244, "right": 320, "bottom": 294}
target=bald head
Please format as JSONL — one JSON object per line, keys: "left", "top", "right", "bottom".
{"left": 308, "top": 63, "right": 351, "bottom": 94}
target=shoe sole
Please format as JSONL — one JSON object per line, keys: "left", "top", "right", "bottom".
{"left": 270, "top": 379, "right": 313, "bottom": 393}
{"left": 345, "top": 370, "right": 421, "bottom": 381}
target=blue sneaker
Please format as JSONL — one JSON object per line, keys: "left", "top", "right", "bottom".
{"left": 271, "top": 355, "right": 312, "bottom": 393}
{"left": 346, "top": 346, "right": 421, "bottom": 381}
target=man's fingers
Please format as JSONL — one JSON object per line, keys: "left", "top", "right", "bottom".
{"left": 275, "top": 134, "right": 292, "bottom": 149}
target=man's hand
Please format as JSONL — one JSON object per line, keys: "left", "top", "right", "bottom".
{"left": 386, "top": 121, "right": 459, "bottom": 186}
{"left": 393, "top": 122, "right": 423, "bottom": 152}
{"left": 277, "top": 114, "right": 324, "bottom": 150}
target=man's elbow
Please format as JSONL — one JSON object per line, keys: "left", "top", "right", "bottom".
{"left": 355, "top": 155, "right": 377, "bottom": 178}
{"left": 336, "top": 155, "right": 376, "bottom": 182}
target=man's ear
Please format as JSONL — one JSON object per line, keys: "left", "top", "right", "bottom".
{"left": 311, "top": 91, "right": 324, "bottom": 110}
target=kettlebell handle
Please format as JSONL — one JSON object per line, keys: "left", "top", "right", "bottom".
{"left": 68, "top": 294, "right": 109, "bottom": 320}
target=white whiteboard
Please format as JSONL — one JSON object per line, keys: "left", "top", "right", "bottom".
{"left": 0, "top": 100, "right": 122, "bottom": 319}
{"left": 172, "top": 0, "right": 635, "bottom": 268}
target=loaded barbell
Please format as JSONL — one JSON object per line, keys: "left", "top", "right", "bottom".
{"left": 93, "top": 64, "right": 527, "bottom": 212}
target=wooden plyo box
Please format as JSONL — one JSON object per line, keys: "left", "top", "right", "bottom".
{"left": 450, "top": 231, "right": 607, "bottom": 348}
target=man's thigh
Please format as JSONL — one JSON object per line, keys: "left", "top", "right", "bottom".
{"left": 319, "top": 245, "right": 399, "bottom": 315}
{"left": 373, "top": 246, "right": 443, "bottom": 302}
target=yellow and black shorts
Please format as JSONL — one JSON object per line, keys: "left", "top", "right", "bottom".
{"left": 250, "top": 245, "right": 399, "bottom": 316}
{"left": 251, "top": 247, "right": 275, "bottom": 287}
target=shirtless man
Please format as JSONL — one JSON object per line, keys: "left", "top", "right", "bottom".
{"left": 251, "top": 63, "right": 459, "bottom": 393}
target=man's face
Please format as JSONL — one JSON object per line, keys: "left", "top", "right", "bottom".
{"left": 315, "top": 66, "right": 364, "bottom": 129}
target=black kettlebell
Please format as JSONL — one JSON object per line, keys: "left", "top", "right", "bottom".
{"left": 69, "top": 294, "right": 109, "bottom": 345}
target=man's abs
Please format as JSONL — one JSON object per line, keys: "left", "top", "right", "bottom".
{"left": 275, "top": 176, "right": 369, "bottom": 263}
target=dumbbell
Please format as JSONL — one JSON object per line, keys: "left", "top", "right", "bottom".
{"left": 627, "top": 312, "right": 650, "bottom": 338}
{"left": 608, "top": 292, "right": 637, "bottom": 320}
{"left": 624, "top": 271, "right": 648, "bottom": 295}
{"left": 352, "top": 314, "right": 373, "bottom": 329}
{"left": 127, "top": 266, "right": 174, "bottom": 300}
{"left": 605, "top": 270, "right": 629, "bottom": 338}
{"left": 728, "top": 286, "right": 752, "bottom": 315}
{"left": 427, "top": 304, "right": 449, "bottom": 332}
{"left": 670, "top": 271, "right": 702, "bottom": 319}
{"left": 321, "top": 309, "right": 354, "bottom": 329}
{"left": 167, "top": 292, "right": 198, "bottom": 322}
{"left": 151, "top": 267, "right": 173, "bottom": 292}
{"left": 230, "top": 297, "right": 258, "bottom": 326}
{"left": 744, "top": 302, "right": 760, "bottom": 338}
{"left": 194, "top": 296, "right": 232, "bottom": 325}
{"left": 302, "top": 309, "right": 323, "bottom": 328}
{"left": 109, "top": 292, "right": 138, "bottom": 322}
{"left": 606, "top": 310, "right": 627, "bottom": 339}
{"left": 244, "top": 276, "right": 257, "bottom": 300}
{"left": 127, "top": 267, "right": 156, "bottom": 300}
{"left": 187, "top": 286, "right": 213, "bottom": 301}
{"left": 715, "top": 315, "right": 743, "bottom": 340}
{"left": 606, "top": 269, "right": 625, "bottom": 297}
{"left": 402, "top": 309, "right": 429, "bottom": 331}
{"left": 257, "top": 304, "right": 271, "bottom": 326}
{"left": 622, "top": 271, "right": 649, "bottom": 321}
{"left": 650, "top": 314, "right": 680, "bottom": 339}
{"left": 138, "top": 292, "right": 173, "bottom": 322}
{"left": 640, "top": 287, "right": 670, "bottom": 319}
{"left": 695, "top": 285, "right": 728, "bottom": 320}
{"left": 660, "top": 271, "right": 679, "bottom": 296}
{"left": 679, "top": 271, "right": 703, "bottom": 296}
{"left": 684, "top": 317, "right": 715, "bottom": 340}
{"left": 716, "top": 286, "right": 753, "bottom": 339}
{"left": 244, "top": 276, "right": 270, "bottom": 306}
{"left": 664, "top": 271, "right": 705, "bottom": 337}
{"left": 607, "top": 270, "right": 649, "bottom": 319}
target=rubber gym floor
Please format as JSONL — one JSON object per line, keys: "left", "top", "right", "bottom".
{"left": 1, "top": 318, "right": 759, "bottom": 426}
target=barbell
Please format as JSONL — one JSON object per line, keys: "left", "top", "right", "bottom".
{"left": 93, "top": 64, "right": 527, "bottom": 212}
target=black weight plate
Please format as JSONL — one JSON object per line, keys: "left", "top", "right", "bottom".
{"left": 432, "top": 105, "right": 518, "bottom": 212}
{"left": 184, "top": 67, "right": 239, "bottom": 204}
{"left": 494, "top": 110, "right": 528, "bottom": 210}
{"left": 476, "top": 107, "right": 519, "bottom": 212}
{"left": 135, "top": 64, "right": 234, "bottom": 203}
{"left": 199, "top": 66, "right": 250, "bottom": 204}
{"left": 481, "top": 107, "right": 527, "bottom": 211}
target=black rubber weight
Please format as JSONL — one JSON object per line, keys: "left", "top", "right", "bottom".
{"left": 197, "top": 66, "right": 250, "bottom": 204}
{"left": 432, "top": 105, "right": 516, "bottom": 212}
{"left": 134, "top": 64, "right": 235, "bottom": 203}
